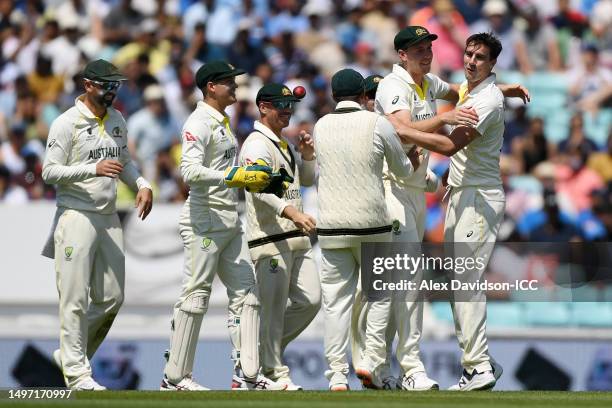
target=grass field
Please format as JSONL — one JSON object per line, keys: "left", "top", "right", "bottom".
{"left": 2, "top": 390, "right": 612, "bottom": 408}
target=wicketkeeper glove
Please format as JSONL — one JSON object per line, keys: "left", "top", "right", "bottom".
{"left": 261, "top": 167, "right": 294, "bottom": 198}
{"left": 224, "top": 159, "right": 272, "bottom": 192}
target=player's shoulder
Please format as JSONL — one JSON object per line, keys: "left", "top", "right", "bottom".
{"left": 476, "top": 82, "right": 504, "bottom": 110}
{"left": 49, "top": 106, "right": 80, "bottom": 132}
{"left": 379, "top": 72, "right": 404, "bottom": 89}
{"left": 424, "top": 72, "right": 446, "bottom": 85}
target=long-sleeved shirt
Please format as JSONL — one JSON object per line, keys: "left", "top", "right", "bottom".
{"left": 42, "top": 95, "right": 150, "bottom": 214}
{"left": 179, "top": 101, "right": 239, "bottom": 230}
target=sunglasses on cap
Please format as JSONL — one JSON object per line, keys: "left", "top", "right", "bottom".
{"left": 86, "top": 79, "right": 122, "bottom": 91}
{"left": 265, "top": 100, "right": 296, "bottom": 110}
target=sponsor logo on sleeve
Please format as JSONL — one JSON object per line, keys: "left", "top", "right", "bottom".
{"left": 184, "top": 131, "right": 197, "bottom": 142}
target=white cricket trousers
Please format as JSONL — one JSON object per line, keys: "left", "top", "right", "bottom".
{"left": 166, "top": 207, "right": 257, "bottom": 378}
{"left": 54, "top": 208, "right": 124, "bottom": 387}
{"left": 320, "top": 233, "right": 390, "bottom": 385}
{"left": 444, "top": 186, "right": 505, "bottom": 374}
{"left": 255, "top": 248, "right": 321, "bottom": 380}
{"left": 352, "top": 184, "right": 427, "bottom": 377}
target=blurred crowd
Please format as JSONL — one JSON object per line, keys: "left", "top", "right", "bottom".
{"left": 0, "top": 0, "right": 610, "bottom": 241}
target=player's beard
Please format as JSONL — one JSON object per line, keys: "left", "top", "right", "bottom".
{"left": 93, "top": 89, "right": 117, "bottom": 107}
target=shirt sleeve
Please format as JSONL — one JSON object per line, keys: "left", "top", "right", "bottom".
{"left": 180, "top": 123, "right": 226, "bottom": 186}
{"left": 240, "top": 136, "right": 288, "bottom": 216}
{"left": 375, "top": 77, "right": 412, "bottom": 114}
{"left": 42, "top": 118, "right": 97, "bottom": 185}
{"left": 429, "top": 74, "right": 451, "bottom": 99}
{"left": 469, "top": 92, "right": 503, "bottom": 137}
{"left": 375, "top": 116, "right": 413, "bottom": 178}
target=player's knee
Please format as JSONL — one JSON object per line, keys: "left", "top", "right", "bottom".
{"left": 111, "top": 292, "right": 124, "bottom": 311}
{"left": 179, "top": 290, "right": 209, "bottom": 315}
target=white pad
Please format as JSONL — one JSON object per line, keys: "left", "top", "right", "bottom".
{"left": 239, "top": 289, "right": 260, "bottom": 379}
{"left": 164, "top": 291, "right": 208, "bottom": 383}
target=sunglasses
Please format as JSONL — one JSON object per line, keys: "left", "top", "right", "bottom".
{"left": 86, "top": 79, "right": 122, "bottom": 91}
{"left": 266, "top": 100, "right": 296, "bottom": 110}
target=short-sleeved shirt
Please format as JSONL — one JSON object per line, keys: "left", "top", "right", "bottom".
{"left": 448, "top": 74, "right": 505, "bottom": 188}
{"left": 375, "top": 64, "right": 450, "bottom": 189}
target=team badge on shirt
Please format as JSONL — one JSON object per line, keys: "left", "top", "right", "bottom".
{"left": 270, "top": 258, "right": 279, "bottom": 273}
{"left": 64, "top": 246, "right": 74, "bottom": 260}
{"left": 112, "top": 126, "right": 122, "bottom": 138}
{"left": 201, "top": 237, "right": 212, "bottom": 251}
{"left": 392, "top": 220, "right": 401, "bottom": 235}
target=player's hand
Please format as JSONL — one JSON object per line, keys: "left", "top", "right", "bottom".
{"left": 500, "top": 84, "right": 530, "bottom": 104}
{"left": 407, "top": 145, "right": 423, "bottom": 172}
{"left": 135, "top": 187, "right": 153, "bottom": 220}
{"left": 284, "top": 206, "right": 316, "bottom": 235}
{"left": 297, "top": 130, "right": 315, "bottom": 161}
{"left": 96, "top": 160, "right": 123, "bottom": 178}
{"left": 443, "top": 107, "right": 479, "bottom": 127}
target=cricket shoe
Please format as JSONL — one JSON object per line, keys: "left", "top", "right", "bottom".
{"left": 448, "top": 369, "right": 496, "bottom": 391}
{"left": 275, "top": 376, "right": 303, "bottom": 390}
{"left": 329, "top": 382, "right": 349, "bottom": 391}
{"left": 72, "top": 377, "right": 106, "bottom": 391}
{"left": 356, "top": 366, "right": 396, "bottom": 390}
{"left": 398, "top": 371, "right": 439, "bottom": 391}
{"left": 160, "top": 374, "right": 210, "bottom": 391}
{"left": 232, "top": 374, "right": 288, "bottom": 390}
{"left": 492, "top": 360, "right": 504, "bottom": 381}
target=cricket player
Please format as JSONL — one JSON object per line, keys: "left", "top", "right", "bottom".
{"left": 389, "top": 32, "right": 510, "bottom": 391}
{"left": 41, "top": 59, "right": 153, "bottom": 390}
{"left": 239, "top": 83, "right": 321, "bottom": 390}
{"left": 314, "top": 68, "right": 418, "bottom": 391}
{"left": 358, "top": 26, "right": 528, "bottom": 391}
{"left": 160, "top": 61, "right": 286, "bottom": 391}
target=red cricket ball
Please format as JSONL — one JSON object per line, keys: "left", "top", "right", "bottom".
{"left": 293, "top": 86, "right": 306, "bottom": 99}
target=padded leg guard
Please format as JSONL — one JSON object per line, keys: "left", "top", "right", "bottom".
{"left": 239, "top": 290, "right": 260, "bottom": 379}
{"left": 164, "top": 290, "right": 208, "bottom": 383}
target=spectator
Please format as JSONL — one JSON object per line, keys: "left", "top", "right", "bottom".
{"left": 568, "top": 44, "right": 612, "bottom": 109}
{"left": 513, "top": 117, "right": 552, "bottom": 173}
{"left": 102, "top": 0, "right": 144, "bottom": 47}
{"left": 26, "top": 53, "right": 64, "bottom": 103}
{"left": 227, "top": 21, "right": 266, "bottom": 75}
{"left": 0, "top": 163, "right": 27, "bottom": 204}
{"left": 0, "top": 122, "right": 27, "bottom": 175}
{"left": 127, "top": 84, "right": 180, "bottom": 182}
{"left": 514, "top": 6, "right": 563, "bottom": 73}
{"left": 588, "top": 132, "right": 612, "bottom": 183}
{"left": 558, "top": 113, "right": 599, "bottom": 155}
{"left": 470, "top": 0, "right": 519, "bottom": 71}
{"left": 410, "top": 0, "right": 469, "bottom": 74}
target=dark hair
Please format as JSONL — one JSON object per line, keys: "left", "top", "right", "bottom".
{"left": 465, "top": 32, "right": 502, "bottom": 60}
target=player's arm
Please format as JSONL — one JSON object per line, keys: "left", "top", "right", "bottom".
{"left": 297, "top": 130, "right": 316, "bottom": 187}
{"left": 181, "top": 126, "right": 271, "bottom": 191}
{"left": 180, "top": 126, "right": 226, "bottom": 185}
{"left": 389, "top": 123, "right": 479, "bottom": 157}
{"left": 377, "top": 116, "right": 413, "bottom": 178}
{"left": 42, "top": 120, "right": 104, "bottom": 184}
{"left": 240, "top": 137, "right": 315, "bottom": 234}
{"left": 442, "top": 83, "right": 530, "bottom": 104}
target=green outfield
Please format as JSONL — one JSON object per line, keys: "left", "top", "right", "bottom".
{"left": 2, "top": 391, "right": 612, "bottom": 408}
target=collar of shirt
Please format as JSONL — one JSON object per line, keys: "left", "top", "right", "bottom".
{"left": 392, "top": 64, "right": 429, "bottom": 100}
{"left": 254, "top": 120, "right": 283, "bottom": 143}
{"left": 75, "top": 94, "right": 108, "bottom": 121}
{"left": 459, "top": 73, "right": 497, "bottom": 104}
{"left": 198, "top": 100, "right": 228, "bottom": 124}
{"left": 335, "top": 100, "right": 362, "bottom": 110}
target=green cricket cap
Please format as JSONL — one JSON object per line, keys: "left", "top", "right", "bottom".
{"left": 394, "top": 26, "right": 438, "bottom": 51}
{"left": 82, "top": 59, "right": 126, "bottom": 82}
{"left": 256, "top": 83, "right": 300, "bottom": 105}
{"left": 331, "top": 69, "right": 364, "bottom": 97}
{"left": 195, "top": 61, "right": 245, "bottom": 89}
{"left": 364, "top": 74, "right": 384, "bottom": 94}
